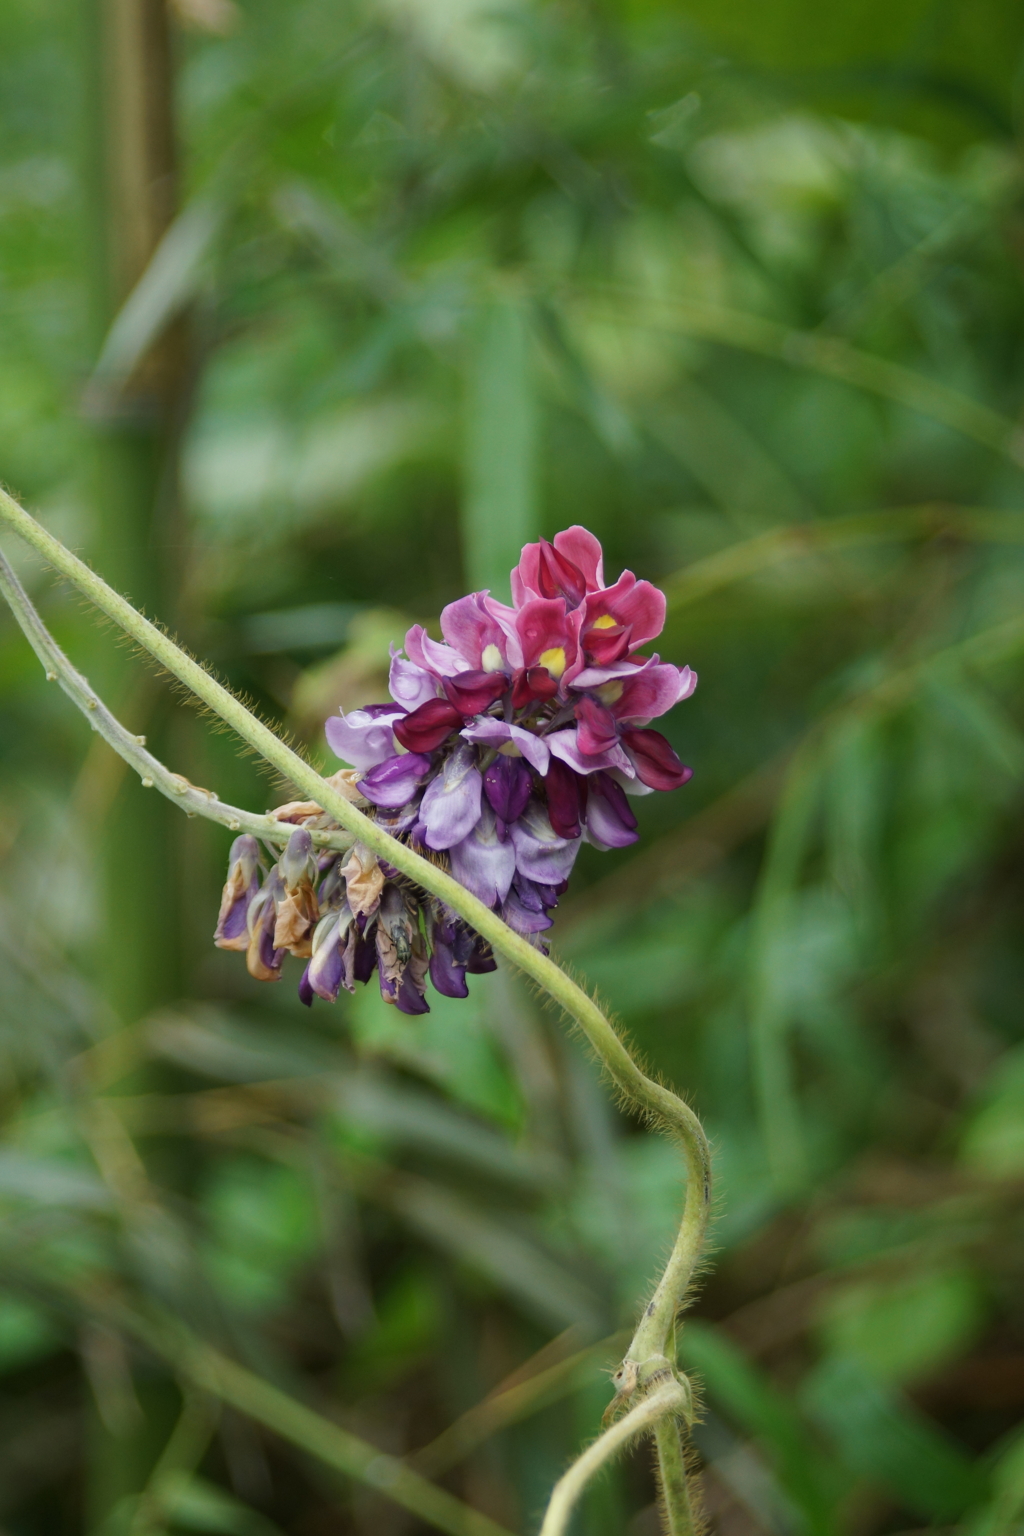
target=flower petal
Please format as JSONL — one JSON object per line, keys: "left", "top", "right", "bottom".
{"left": 442, "top": 669, "right": 508, "bottom": 715}
{"left": 325, "top": 707, "right": 404, "bottom": 770}
{"left": 574, "top": 695, "right": 619, "bottom": 756}
{"left": 509, "top": 798, "right": 582, "bottom": 885}
{"left": 553, "top": 526, "right": 605, "bottom": 592}
{"left": 583, "top": 573, "right": 665, "bottom": 648}
{"left": 547, "top": 726, "right": 634, "bottom": 777}
{"left": 404, "top": 623, "right": 470, "bottom": 679}
{"left": 359, "top": 752, "right": 432, "bottom": 808}
{"left": 418, "top": 744, "right": 483, "bottom": 850}
{"left": 460, "top": 716, "right": 551, "bottom": 775}
{"left": 621, "top": 727, "right": 693, "bottom": 791}
{"left": 615, "top": 662, "right": 694, "bottom": 723}
{"left": 440, "top": 592, "right": 514, "bottom": 671}
{"left": 483, "top": 753, "right": 533, "bottom": 828}
{"left": 389, "top": 648, "right": 438, "bottom": 711}
{"left": 543, "top": 758, "right": 585, "bottom": 840}
{"left": 535, "top": 538, "right": 587, "bottom": 608}
{"left": 585, "top": 770, "right": 639, "bottom": 849}
{"left": 449, "top": 802, "right": 516, "bottom": 905}
{"left": 515, "top": 596, "right": 582, "bottom": 676}
{"left": 393, "top": 698, "right": 465, "bottom": 753}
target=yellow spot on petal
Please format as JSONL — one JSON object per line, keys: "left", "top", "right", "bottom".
{"left": 538, "top": 646, "right": 566, "bottom": 678}
{"left": 481, "top": 643, "right": 503, "bottom": 672}
{"left": 592, "top": 613, "right": 617, "bottom": 629}
{"left": 596, "top": 680, "right": 624, "bottom": 705}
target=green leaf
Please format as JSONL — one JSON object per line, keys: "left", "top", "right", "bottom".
{"left": 462, "top": 292, "right": 539, "bottom": 600}
{"left": 815, "top": 1267, "right": 985, "bottom": 1386}
{"left": 802, "top": 1354, "right": 988, "bottom": 1519}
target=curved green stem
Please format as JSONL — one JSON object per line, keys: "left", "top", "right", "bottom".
{"left": 654, "top": 1415, "right": 701, "bottom": 1536}
{"left": 0, "top": 484, "right": 712, "bottom": 1526}
{"left": 539, "top": 1380, "right": 690, "bottom": 1536}
{"left": 0, "top": 547, "right": 355, "bottom": 855}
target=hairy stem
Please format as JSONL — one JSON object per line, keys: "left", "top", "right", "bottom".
{"left": 0, "top": 484, "right": 712, "bottom": 1526}
{"left": 654, "top": 1416, "right": 701, "bottom": 1536}
{"left": 0, "top": 548, "right": 355, "bottom": 855}
{"left": 539, "top": 1381, "right": 690, "bottom": 1536}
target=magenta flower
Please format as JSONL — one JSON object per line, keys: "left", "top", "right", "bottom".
{"left": 214, "top": 526, "right": 695, "bottom": 1014}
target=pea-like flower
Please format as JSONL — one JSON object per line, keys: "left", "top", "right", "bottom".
{"left": 213, "top": 527, "right": 694, "bottom": 1013}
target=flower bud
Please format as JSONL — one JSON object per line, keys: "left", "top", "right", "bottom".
{"left": 246, "top": 869, "right": 286, "bottom": 982}
{"left": 214, "top": 835, "right": 263, "bottom": 952}
{"left": 273, "top": 828, "right": 320, "bottom": 957}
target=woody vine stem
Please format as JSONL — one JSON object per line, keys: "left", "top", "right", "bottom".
{"left": 0, "top": 484, "right": 712, "bottom": 1536}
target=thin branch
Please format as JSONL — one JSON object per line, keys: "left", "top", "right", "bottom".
{"left": 0, "top": 547, "right": 354, "bottom": 854}
{"left": 539, "top": 1381, "right": 691, "bottom": 1536}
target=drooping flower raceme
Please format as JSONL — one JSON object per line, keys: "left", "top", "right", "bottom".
{"left": 214, "top": 527, "right": 696, "bottom": 1013}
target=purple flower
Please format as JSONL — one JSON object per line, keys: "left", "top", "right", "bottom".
{"left": 418, "top": 744, "right": 483, "bottom": 850}
{"left": 483, "top": 753, "right": 532, "bottom": 838}
{"left": 584, "top": 771, "right": 639, "bottom": 850}
{"left": 325, "top": 706, "right": 405, "bottom": 770}
{"left": 547, "top": 726, "right": 634, "bottom": 779}
{"left": 359, "top": 752, "right": 432, "bottom": 808}
{"left": 449, "top": 802, "right": 516, "bottom": 905}
{"left": 307, "top": 903, "right": 353, "bottom": 1003}
{"left": 460, "top": 716, "right": 550, "bottom": 774}
{"left": 428, "top": 908, "right": 469, "bottom": 998}
{"left": 389, "top": 647, "right": 438, "bottom": 711}
{"left": 509, "top": 799, "right": 581, "bottom": 887}
{"left": 214, "top": 835, "right": 263, "bottom": 951}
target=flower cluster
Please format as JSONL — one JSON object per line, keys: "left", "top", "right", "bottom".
{"left": 214, "top": 527, "right": 695, "bottom": 1013}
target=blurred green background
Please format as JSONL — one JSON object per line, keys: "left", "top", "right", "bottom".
{"left": 3, "top": 0, "right": 1024, "bottom": 1531}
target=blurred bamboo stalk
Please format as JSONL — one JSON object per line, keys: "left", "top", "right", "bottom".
{"left": 81, "top": 0, "right": 189, "bottom": 1524}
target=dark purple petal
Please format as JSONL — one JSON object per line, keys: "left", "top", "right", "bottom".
{"left": 483, "top": 754, "right": 533, "bottom": 829}
{"left": 543, "top": 758, "right": 586, "bottom": 840}
{"left": 511, "top": 874, "right": 546, "bottom": 913}
{"left": 352, "top": 929, "right": 378, "bottom": 984}
{"left": 393, "top": 698, "right": 465, "bottom": 753}
{"left": 621, "top": 727, "right": 693, "bottom": 791}
{"left": 585, "top": 770, "right": 640, "bottom": 850}
{"left": 395, "top": 971, "right": 431, "bottom": 1014}
{"left": 442, "top": 669, "right": 508, "bottom": 716}
{"left": 466, "top": 935, "right": 497, "bottom": 973}
{"left": 511, "top": 666, "right": 559, "bottom": 708}
{"left": 308, "top": 908, "right": 346, "bottom": 1002}
{"left": 419, "top": 745, "right": 483, "bottom": 851}
{"left": 298, "top": 965, "right": 315, "bottom": 1007}
{"left": 359, "top": 752, "right": 433, "bottom": 808}
{"left": 502, "top": 890, "right": 554, "bottom": 935}
{"left": 429, "top": 935, "right": 469, "bottom": 998}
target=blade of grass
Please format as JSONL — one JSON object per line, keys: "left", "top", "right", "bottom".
{"left": 597, "top": 291, "right": 1024, "bottom": 467}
